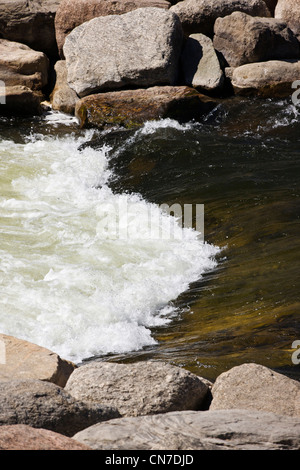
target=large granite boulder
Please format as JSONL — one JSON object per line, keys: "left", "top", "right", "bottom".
{"left": 73, "top": 409, "right": 300, "bottom": 450}
{"left": 0, "top": 425, "right": 92, "bottom": 450}
{"left": 275, "top": 0, "right": 300, "bottom": 39}
{"left": 210, "top": 363, "right": 300, "bottom": 417}
{"left": 50, "top": 60, "right": 79, "bottom": 114}
{"left": 170, "top": 0, "right": 271, "bottom": 36}
{"left": 65, "top": 361, "right": 210, "bottom": 417}
{"left": 55, "top": 0, "right": 171, "bottom": 58}
{"left": 63, "top": 7, "right": 183, "bottom": 97}
{"left": 0, "top": 0, "right": 62, "bottom": 59}
{"left": 229, "top": 59, "right": 300, "bottom": 97}
{"left": 213, "top": 12, "right": 300, "bottom": 67}
{"left": 0, "top": 333, "right": 75, "bottom": 387}
{"left": 75, "top": 86, "right": 218, "bottom": 129}
{"left": 0, "top": 39, "right": 49, "bottom": 115}
{"left": 0, "top": 379, "right": 120, "bottom": 436}
{"left": 181, "top": 33, "right": 224, "bottom": 91}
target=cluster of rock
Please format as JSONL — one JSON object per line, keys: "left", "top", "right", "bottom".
{"left": 1, "top": 0, "right": 300, "bottom": 125}
{"left": 0, "top": 333, "right": 299, "bottom": 450}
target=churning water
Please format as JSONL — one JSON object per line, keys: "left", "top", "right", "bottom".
{"left": 0, "top": 112, "right": 219, "bottom": 363}
{"left": 0, "top": 97, "right": 299, "bottom": 381}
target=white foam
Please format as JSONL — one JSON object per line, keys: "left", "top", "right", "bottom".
{"left": 138, "top": 118, "right": 195, "bottom": 135}
{"left": 0, "top": 124, "right": 219, "bottom": 362}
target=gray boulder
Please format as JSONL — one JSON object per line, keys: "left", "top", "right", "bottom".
{"left": 213, "top": 12, "right": 300, "bottom": 67}
{"left": 63, "top": 7, "right": 183, "bottom": 97}
{"left": 170, "top": 0, "right": 271, "bottom": 36}
{"left": 275, "top": 0, "right": 300, "bottom": 39}
{"left": 181, "top": 33, "right": 224, "bottom": 91}
{"left": 0, "top": 39, "right": 48, "bottom": 92}
{"left": 65, "top": 361, "right": 210, "bottom": 417}
{"left": 0, "top": 333, "right": 75, "bottom": 387}
{"left": 55, "top": 0, "right": 171, "bottom": 58}
{"left": 0, "top": 0, "right": 61, "bottom": 59}
{"left": 0, "top": 379, "right": 120, "bottom": 436}
{"left": 73, "top": 409, "right": 300, "bottom": 450}
{"left": 229, "top": 59, "right": 300, "bottom": 97}
{"left": 50, "top": 60, "right": 79, "bottom": 114}
{"left": 0, "top": 424, "right": 92, "bottom": 450}
{"left": 210, "top": 363, "right": 300, "bottom": 417}
{"left": 0, "top": 39, "right": 49, "bottom": 115}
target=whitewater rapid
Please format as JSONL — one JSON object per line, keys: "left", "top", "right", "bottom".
{"left": 0, "top": 113, "right": 219, "bottom": 363}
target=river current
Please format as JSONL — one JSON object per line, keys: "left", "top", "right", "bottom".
{"left": 0, "top": 96, "right": 299, "bottom": 381}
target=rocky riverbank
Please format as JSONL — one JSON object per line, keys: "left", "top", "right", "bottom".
{"left": 1, "top": 0, "right": 300, "bottom": 123}
{"left": 0, "top": 333, "right": 299, "bottom": 450}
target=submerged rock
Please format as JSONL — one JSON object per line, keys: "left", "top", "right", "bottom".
{"left": 210, "top": 363, "right": 300, "bottom": 417}
{"left": 55, "top": 0, "right": 171, "bottom": 58}
{"left": 73, "top": 408, "right": 300, "bottom": 450}
{"left": 213, "top": 12, "right": 300, "bottom": 67}
{"left": 230, "top": 59, "right": 300, "bottom": 97}
{"left": 63, "top": 7, "right": 183, "bottom": 97}
{"left": 0, "top": 379, "right": 120, "bottom": 436}
{"left": 65, "top": 361, "right": 210, "bottom": 417}
{"left": 75, "top": 86, "right": 218, "bottom": 129}
{"left": 170, "top": 0, "right": 271, "bottom": 36}
{"left": 0, "top": 333, "right": 75, "bottom": 387}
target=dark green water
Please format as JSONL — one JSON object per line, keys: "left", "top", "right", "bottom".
{"left": 89, "top": 96, "right": 300, "bottom": 381}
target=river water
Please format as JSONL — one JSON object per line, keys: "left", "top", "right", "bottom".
{"left": 0, "top": 96, "right": 299, "bottom": 382}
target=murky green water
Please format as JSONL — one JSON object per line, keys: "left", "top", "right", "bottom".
{"left": 0, "top": 97, "right": 299, "bottom": 382}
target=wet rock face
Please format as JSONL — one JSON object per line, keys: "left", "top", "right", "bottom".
{"left": 213, "top": 12, "right": 300, "bottom": 67}
{"left": 74, "top": 86, "right": 218, "bottom": 130}
{"left": 55, "top": 0, "right": 171, "bottom": 58}
{"left": 63, "top": 7, "right": 183, "bottom": 97}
